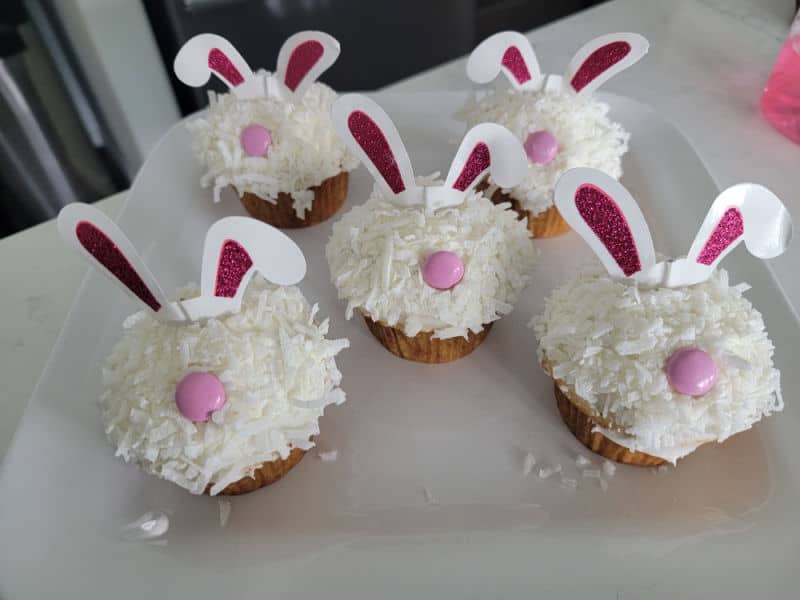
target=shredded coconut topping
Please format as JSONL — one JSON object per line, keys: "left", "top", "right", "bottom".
{"left": 101, "top": 276, "right": 349, "bottom": 495}
{"left": 326, "top": 176, "right": 537, "bottom": 338}
{"left": 188, "top": 80, "right": 358, "bottom": 216}
{"left": 532, "top": 265, "right": 783, "bottom": 462}
{"left": 459, "top": 87, "right": 628, "bottom": 217}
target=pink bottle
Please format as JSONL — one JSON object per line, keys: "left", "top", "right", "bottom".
{"left": 761, "top": 10, "right": 800, "bottom": 143}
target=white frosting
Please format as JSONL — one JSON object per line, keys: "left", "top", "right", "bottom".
{"left": 101, "top": 276, "right": 349, "bottom": 495}
{"left": 188, "top": 79, "right": 358, "bottom": 217}
{"left": 458, "top": 86, "right": 628, "bottom": 217}
{"left": 325, "top": 176, "right": 537, "bottom": 338}
{"left": 532, "top": 264, "right": 783, "bottom": 463}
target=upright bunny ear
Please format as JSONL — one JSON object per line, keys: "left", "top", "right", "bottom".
{"left": 555, "top": 168, "right": 656, "bottom": 279}
{"left": 57, "top": 204, "right": 185, "bottom": 321}
{"left": 444, "top": 123, "right": 527, "bottom": 193}
{"left": 565, "top": 33, "right": 648, "bottom": 96}
{"left": 200, "top": 217, "right": 306, "bottom": 303}
{"left": 331, "top": 94, "right": 415, "bottom": 199}
{"left": 466, "top": 31, "right": 542, "bottom": 90}
{"left": 174, "top": 34, "right": 263, "bottom": 98}
{"left": 274, "top": 31, "right": 340, "bottom": 98}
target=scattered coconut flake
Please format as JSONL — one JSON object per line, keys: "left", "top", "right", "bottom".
{"left": 599, "top": 478, "right": 609, "bottom": 493}
{"left": 575, "top": 454, "right": 592, "bottom": 467}
{"left": 538, "top": 464, "right": 562, "bottom": 480}
{"left": 602, "top": 460, "right": 616, "bottom": 478}
{"left": 522, "top": 452, "right": 536, "bottom": 477}
{"left": 121, "top": 510, "right": 169, "bottom": 541}
{"left": 560, "top": 476, "right": 578, "bottom": 489}
{"left": 422, "top": 486, "right": 438, "bottom": 505}
{"left": 582, "top": 469, "right": 602, "bottom": 479}
{"left": 218, "top": 498, "right": 232, "bottom": 527}
{"left": 317, "top": 449, "right": 338, "bottom": 462}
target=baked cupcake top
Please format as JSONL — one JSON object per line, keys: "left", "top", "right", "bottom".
{"left": 459, "top": 31, "right": 648, "bottom": 217}
{"left": 326, "top": 95, "right": 537, "bottom": 338}
{"left": 58, "top": 206, "right": 348, "bottom": 494}
{"left": 532, "top": 168, "right": 792, "bottom": 463}
{"left": 174, "top": 32, "right": 358, "bottom": 217}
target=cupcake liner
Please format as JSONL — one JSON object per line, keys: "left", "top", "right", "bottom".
{"left": 207, "top": 446, "right": 307, "bottom": 496}
{"left": 362, "top": 313, "right": 492, "bottom": 363}
{"left": 240, "top": 171, "right": 349, "bottom": 228}
{"left": 491, "top": 188, "right": 571, "bottom": 238}
{"left": 553, "top": 383, "right": 666, "bottom": 467}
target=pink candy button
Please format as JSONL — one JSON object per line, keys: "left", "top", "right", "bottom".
{"left": 240, "top": 124, "right": 272, "bottom": 157}
{"left": 175, "top": 372, "right": 226, "bottom": 422}
{"left": 524, "top": 130, "right": 558, "bottom": 165}
{"left": 665, "top": 348, "right": 718, "bottom": 397}
{"left": 422, "top": 251, "right": 464, "bottom": 290}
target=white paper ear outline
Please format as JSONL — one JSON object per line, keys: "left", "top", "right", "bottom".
{"left": 332, "top": 93, "right": 417, "bottom": 201}
{"left": 57, "top": 204, "right": 186, "bottom": 321}
{"left": 174, "top": 33, "right": 265, "bottom": 99}
{"left": 555, "top": 168, "right": 656, "bottom": 279}
{"left": 565, "top": 33, "right": 649, "bottom": 96}
{"left": 466, "top": 31, "right": 542, "bottom": 90}
{"left": 275, "top": 31, "right": 340, "bottom": 99}
{"left": 444, "top": 123, "right": 527, "bottom": 194}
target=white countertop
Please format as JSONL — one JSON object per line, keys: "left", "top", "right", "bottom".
{"left": 1, "top": 0, "right": 798, "bottom": 460}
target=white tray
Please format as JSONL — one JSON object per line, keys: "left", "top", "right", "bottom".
{"left": 2, "top": 92, "right": 798, "bottom": 599}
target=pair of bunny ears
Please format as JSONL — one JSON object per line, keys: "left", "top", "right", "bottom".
{"left": 467, "top": 31, "right": 649, "bottom": 96}
{"left": 174, "top": 31, "right": 339, "bottom": 101}
{"left": 332, "top": 94, "right": 528, "bottom": 210}
{"left": 58, "top": 204, "right": 306, "bottom": 322}
{"left": 555, "top": 168, "right": 793, "bottom": 288}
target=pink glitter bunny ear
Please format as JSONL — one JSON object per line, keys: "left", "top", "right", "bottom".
{"left": 444, "top": 123, "right": 527, "bottom": 193}
{"left": 466, "top": 31, "right": 542, "bottom": 90}
{"left": 555, "top": 168, "right": 656, "bottom": 279}
{"left": 174, "top": 33, "right": 263, "bottom": 98}
{"left": 564, "top": 33, "right": 648, "bottom": 96}
{"left": 331, "top": 94, "right": 416, "bottom": 198}
{"left": 57, "top": 204, "right": 185, "bottom": 321}
{"left": 274, "top": 31, "right": 340, "bottom": 98}
{"left": 200, "top": 217, "right": 306, "bottom": 303}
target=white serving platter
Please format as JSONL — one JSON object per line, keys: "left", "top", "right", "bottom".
{"left": 1, "top": 92, "right": 798, "bottom": 599}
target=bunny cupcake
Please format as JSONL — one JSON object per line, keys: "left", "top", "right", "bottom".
{"left": 532, "top": 168, "right": 792, "bottom": 465}
{"left": 326, "top": 94, "right": 537, "bottom": 363}
{"left": 58, "top": 205, "right": 349, "bottom": 494}
{"left": 460, "top": 32, "right": 648, "bottom": 238}
{"left": 174, "top": 31, "right": 358, "bottom": 228}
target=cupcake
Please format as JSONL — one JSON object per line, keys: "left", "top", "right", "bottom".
{"left": 58, "top": 205, "right": 349, "bottom": 494}
{"left": 532, "top": 167, "right": 792, "bottom": 465}
{"left": 174, "top": 31, "right": 358, "bottom": 227}
{"left": 326, "top": 94, "right": 537, "bottom": 363}
{"left": 460, "top": 31, "right": 648, "bottom": 238}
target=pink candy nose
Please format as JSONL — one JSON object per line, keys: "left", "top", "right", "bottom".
{"left": 240, "top": 124, "right": 272, "bottom": 157}
{"left": 422, "top": 251, "right": 464, "bottom": 290}
{"left": 666, "top": 348, "right": 718, "bottom": 397}
{"left": 175, "top": 372, "right": 227, "bottom": 422}
{"left": 524, "top": 130, "right": 558, "bottom": 165}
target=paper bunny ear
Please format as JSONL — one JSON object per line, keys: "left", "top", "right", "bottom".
{"left": 57, "top": 204, "right": 184, "bottom": 320}
{"left": 565, "top": 33, "right": 648, "bottom": 95}
{"left": 174, "top": 33, "right": 263, "bottom": 98}
{"left": 200, "top": 217, "right": 306, "bottom": 302}
{"left": 466, "top": 31, "right": 542, "bottom": 89}
{"left": 684, "top": 184, "right": 792, "bottom": 270}
{"left": 444, "top": 123, "right": 528, "bottom": 193}
{"left": 331, "top": 94, "right": 415, "bottom": 198}
{"left": 275, "top": 31, "right": 340, "bottom": 98}
{"left": 555, "top": 168, "right": 656, "bottom": 278}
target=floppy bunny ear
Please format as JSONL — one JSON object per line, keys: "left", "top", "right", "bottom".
{"left": 174, "top": 34, "right": 263, "bottom": 98}
{"left": 275, "top": 31, "right": 340, "bottom": 98}
{"left": 565, "top": 33, "right": 648, "bottom": 96}
{"left": 331, "top": 93, "right": 415, "bottom": 198}
{"left": 57, "top": 204, "right": 185, "bottom": 321}
{"left": 466, "top": 31, "right": 542, "bottom": 90}
{"left": 444, "top": 123, "right": 527, "bottom": 193}
{"left": 200, "top": 217, "right": 306, "bottom": 302}
{"left": 555, "top": 168, "right": 656, "bottom": 278}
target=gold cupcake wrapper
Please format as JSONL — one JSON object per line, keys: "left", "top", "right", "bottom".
{"left": 206, "top": 446, "right": 307, "bottom": 496}
{"left": 490, "top": 188, "right": 571, "bottom": 238}
{"left": 362, "top": 313, "right": 492, "bottom": 363}
{"left": 240, "top": 171, "right": 349, "bottom": 228}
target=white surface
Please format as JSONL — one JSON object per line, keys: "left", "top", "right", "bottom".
{"left": 1, "top": 91, "right": 799, "bottom": 598}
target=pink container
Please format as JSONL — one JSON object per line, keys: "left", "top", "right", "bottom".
{"left": 761, "top": 11, "right": 800, "bottom": 143}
